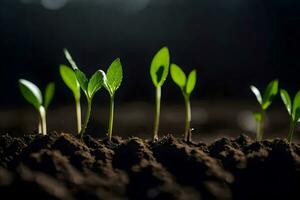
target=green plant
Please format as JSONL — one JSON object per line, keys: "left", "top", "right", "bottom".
{"left": 280, "top": 89, "right": 300, "bottom": 144}
{"left": 150, "top": 47, "right": 170, "bottom": 141}
{"left": 250, "top": 80, "right": 278, "bottom": 141}
{"left": 170, "top": 64, "right": 197, "bottom": 142}
{"left": 60, "top": 64, "right": 81, "bottom": 134}
{"left": 19, "top": 79, "right": 55, "bottom": 135}
{"left": 102, "top": 58, "right": 123, "bottom": 141}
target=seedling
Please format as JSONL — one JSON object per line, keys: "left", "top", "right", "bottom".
{"left": 102, "top": 58, "right": 123, "bottom": 141}
{"left": 250, "top": 80, "right": 278, "bottom": 141}
{"left": 150, "top": 47, "right": 170, "bottom": 141}
{"left": 19, "top": 79, "right": 55, "bottom": 135}
{"left": 170, "top": 64, "right": 197, "bottom": 142}
{"left": 280, "top": 89, "right": 300, "bottom": 144}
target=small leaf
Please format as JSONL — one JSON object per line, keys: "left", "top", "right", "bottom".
{"left": 262, "top": 80, "right": 278, "bottom": 109}
{"left": 250, "top": 85, "right": 262, "bottom": 105}
{"left": 75, "top": 69, "right": 88, "bottom": 93}
{"left": 88, "top": 70, "right": 104, "bottom": 98}
{"left": 63, "top": 48, "right": 78, "bottom": 70}
{"left": 292, "top": 90, "right": 300, "bottom": 121}
{"left": 170, "top": 64, "right": 186, "bottom": 89}
{"left": 253, "top": 112, "right": 262, "bottom": 122}
{"left": 106, "top": 58, "right": 123, "bottom": 95}
{"left": 19, "top": 79, "right": 43, "bottom": 110}
{"left": 59, "top": 65, "right": 80, "bottom": 100}
{"left": 186, "top": 70, "right": 197, "bottom": 94}
{"left": 280, "top": 89, "right": 292, "bottom": 115}
{"left": 150, "top": 47, "right": 170, "bottom": 87}
{"left": 44, "top": 82, "right": 55, "bottom": 109}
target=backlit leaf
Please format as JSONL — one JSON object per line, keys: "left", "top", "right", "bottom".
{"left": 262, "top": 80, "right": 278, "bottom": 110}
{"left": 170, "top": 64, "right": 186, "bottom": 89}
{"left": 150, "top": 47, "right": 170, "bottom": 87}
{"left": 87, "top": 70, "right": 104, "bottom": 98}
{"left": 19, "top": 79, "right": 43, "bottom": 110}
{"left": 44, "top": 82, "right": 55, "bottom": 109}
{"left": 280, "top": 89, "right": 292, "bottom": 115}
{"left": 105, "top": 58, "right": 123, "bottom": 95}
{"left": 250, "top": 85, "right": 262, "bottom": 105}
{"left": 60, "top": 65, "right": 80, "bottom": 100}
{"left": 186, "top": 70, "right": 197, "bottom": 94}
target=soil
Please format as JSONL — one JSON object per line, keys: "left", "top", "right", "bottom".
{"left": 0, "top": 132, "right": 300, "bottom": 200}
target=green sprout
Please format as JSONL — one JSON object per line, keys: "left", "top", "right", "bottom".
{"left": 102, "top": 58, "right": 123, "bottom": 141}
{"left": 19, "top": 79, "right": 55, "bottom": 135}
{"left": 280, "top": 89, "right": 300, "bottom": 144}
{"left": 60, "top": 64, "right": 81, "bottom": 134}
{"left": 170, "top": 64, "right": 197, "bottom": 142}
{"left": 150, "top": 47, "right": 170, "bottom": 141}
{"left": 250, "top": 80, "right": 278, "bottom": 141}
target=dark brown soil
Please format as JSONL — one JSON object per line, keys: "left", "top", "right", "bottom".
{"left": 1, "top": 132, "right": 300, "bottom": 200}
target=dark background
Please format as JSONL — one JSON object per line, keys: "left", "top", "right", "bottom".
{"left": 0, "top": 0, "right": 300, "bottom": 140}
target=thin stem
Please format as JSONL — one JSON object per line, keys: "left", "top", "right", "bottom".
{"left": 288, "top": 117, "right": 295, "bottom": 144}
{"left": 153, "top": 86, "right": 161, "bottom": 141}
{"left": 184, "top": 94, "right": 191, "bottom": 142}
{"left": 38, "top": 119, "right": 42, "bottom": 134}
{"left": 80, "top": 98, "right": 92, "bottom": 139}
{"left": 108, "top": 95, "right": 115, "bottom": 141}
{"left": 256, "top": 109, "right": 265, "bottom": 141}
{"left": 75, "top": 98, "right": 82, "bottom": 134}
{"left": 39, "top": 106, "right": 47, "bottom": 135}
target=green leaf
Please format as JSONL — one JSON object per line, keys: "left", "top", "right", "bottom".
{"left": 280, "top": 89, "right": 292, "bottom": 115}
{"left": 292, "top": 90, "right": 300, "bottom": 121}
{"left": 63, "top": 48, "right": 78, "bottom": 70}
{"left": 150, "top": 47, "right": 170, "bottom": 87}
{"left": 44, "top": 82, "right": 55, "bottom": 109}
{"left": 253, "top": 112, "right": 262, "bottom": 122}
{"left": 106, "top": 58, "right": 123, "bottom": 95}
{"left": 186, "top": 70, "right": 197, "bottom": 94}
{"left": 170, "top": 64, "right": 186, "bottom": 89}
{"left": 250, "top": 85, "right": 262, "bottom": 105}
{"left": 59, "top": 65, "right": 80, "bottom": 100}
{"left": 262, "top": 80, "right": 278, "bottom": 110}
{"left": 87, "top": 70, "right": 104, "bottom": 98}
{"left": 75, "top": 69, "right": 88, "bottom": 93}
{"left": 19, "top": 79, "right": 43, "bottom": 110}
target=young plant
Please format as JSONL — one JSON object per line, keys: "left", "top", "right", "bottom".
{"left": 150, "top": 47, "right": 170, "bottom": 141}
{"left": 19, "top": 79, "right": 55, "bottom": 135}
{"left": 60, "top": 64, "right": 81, "bottom": 134}
{"left": 170, "top": 64, "right": 197, "bottom": 142}
{"left": 280, "top": 89, "right": 300, "bottom": 144}
{"left": 250, "top": 80, "right": 278, "bottom": 141}
{"left": 102, "top": 58, "right": 123, "bottom": 141}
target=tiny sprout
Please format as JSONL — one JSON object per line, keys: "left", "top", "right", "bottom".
{"left": 150, "top": 46, "right": 170, "bottom": 141}
{"left": 280, "top": 89, "right": 300, "bottom": 144}
{"left": 170, "top": 64, "right": 197, "bottom": 142}
{"left": 102, "top": 58, "right": 123, "bottom": 141}
{"left": 250, "top": 80, "right": 278, "bottom": 141}
{"left": 19, "top": 79, "right": 55, "bottom": 135}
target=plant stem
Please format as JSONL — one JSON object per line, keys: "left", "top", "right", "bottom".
{"left": 108, "top": 95, "right": 115, "bottom": 142}
{"left": 80, "top": 98, "right": 92, "bottom": 139}
{"left": 75, "top": 98, "right": 82, "bottom": 134}
{"left": 38, "top": 119, "right": 42, "bottom": 134}
{"left": 153, "top": 86, "right": 161, "bottom": 141}
{"left": 184, "top": 94, "right": 191, "bottom": 142}
{"left": 39, "top": 106, "right": 47, "bottom": 135}
{"left": 288, "top": 118, "right": 295, "bottom": 144}
{"left": 256, "top": 109, "right": 265, "bottom": 141}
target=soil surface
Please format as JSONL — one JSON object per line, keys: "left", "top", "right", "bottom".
{"left": 1, "top": 132, "right": 300, "bottom": 200}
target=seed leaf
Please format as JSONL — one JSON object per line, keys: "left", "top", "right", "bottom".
{"left": 150, "top": 47, "right": 170, "bottom": 87}
{"left": 88, "top": 70, "right": 104, "bottom": 98}
{"left": 253, "top": 112, "right": 262, "bottom": 122}
{"left": 292, "top": 90, "right": 300, "bottom": 121}
{"left": 170, "top": 64, "right": 186, "bottom": 89}
{"left": 250, "top": 85, "right": 262, "bottom": 105}
{"left": 19, "top": 79, "right": 43, "bottom": 110}
{"left": 44, "top": 82, "right": 55, "bottom": 109}
{"left": 106, "top": 58, "right": 123, "bottom": 95}
{"left": 60, "top": 65, "right": 80, "bottom": 100}
{"left": 64, "top": 48, "right": 78, "bottom": 70}
{"left": 280, "top": 89, "right": 292, "bottom": 115}
{"left": 186, "top": 70, "right": 197, "bottom": 94}
{"left": 75, "top": 69, "right": 88, "bottom": 93}
{"left": 262, "top": 80, "right": 278, "bottom": 110}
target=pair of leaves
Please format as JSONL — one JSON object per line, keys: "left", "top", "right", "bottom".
{"left": 250, "top": 80, "right": 278, "bottom": 110}
{"left": 60, "top": 65, "right": 80, "bottom": 100}
{"left": 170, "top": 64, "right": 197, "bottom": 95}
{"left": 103, "top": 58, "right": 123, "bottom": 97}
{"left": 280, "top": 89, "right": 300, "bottom": 122}
{"left": 150, "top": 47, "right": 170, "bottom": 87}
{"left": 19, "top": 79, "right": 55, "bottom": 111}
